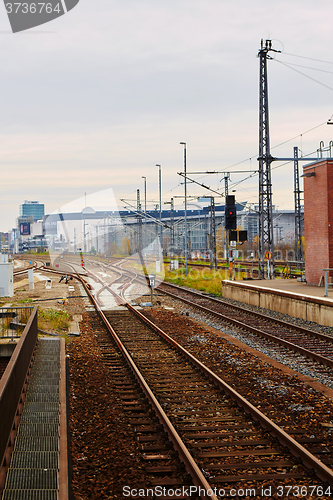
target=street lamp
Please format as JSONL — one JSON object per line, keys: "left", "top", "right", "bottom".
{"left": 156, "top": 165, "right": 162, "bottom": 249}
{"left": 142, "top": 176, "right": 147, "bottom": 217}
{"left": 81, "top": 206, "right": 96, "bottom": 254}
{"left": 142, "top": 176, "right": 147, "bottom": 266}
{"left": 180, "top": 142, "right": 187, "bottom": 277}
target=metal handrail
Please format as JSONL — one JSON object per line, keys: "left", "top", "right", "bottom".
{"left": 0, "top": 307, "right": 34, "bottom": 341}
{"left": 0, "top": 306, "right": 38, "bottom": 473}
{"left": 323, "top": 268, "right": 333, "bottom": 297}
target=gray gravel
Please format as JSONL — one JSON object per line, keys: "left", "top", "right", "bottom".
{"left": 169, "top": 297, "right": 333, "bottom": 390}
{"left": 209, "top": 292, "right": 333, "bottom": 337}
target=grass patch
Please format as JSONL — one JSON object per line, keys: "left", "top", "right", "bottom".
{"left": 38, "top": 308, "right": 70, "bottom": 332}
{"left": 164, "top": 266, "right": 229, "bottom": 296}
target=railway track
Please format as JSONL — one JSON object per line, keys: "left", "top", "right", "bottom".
{"left": 26, "top": 259, "right": 333, "bottom": 495}
{"left": 157, "top": 281, "right": 333, "bottom": 369}
{"left": 88, "top": 260, "right": 333, "bottom": 385}
{"left": 78, "top": 260, "right": 333, "bottom": 387}
{"left": 69, "top": 268, "right": 333, "bottom": 496}
{"left": 13, "top": 259, "right": 40, "bottom": 276}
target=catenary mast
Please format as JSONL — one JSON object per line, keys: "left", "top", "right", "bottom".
{"left": 258, "top": 39, "right": 280, "bottom": 278}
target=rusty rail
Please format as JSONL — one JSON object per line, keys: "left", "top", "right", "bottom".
{"left": 158, "top": 282, "right": 333, "bottom": 369}
{"left": 127, "top": 303, "right": 333, "bottom": 486}
{"left": 79, "top": 278, "right": 218, "bottom": 500}
{"left": 44, "top": 264, "right": 333, "bottom": 486}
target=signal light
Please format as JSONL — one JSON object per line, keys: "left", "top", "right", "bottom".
{"left": 229, "top": 230, "right": 237, "bottom": 242}
{"left": 239, "top": 230, "right": 248, "bottom": 242}
{"left": 225, "top": 203, "right": 237, "bottom": 230}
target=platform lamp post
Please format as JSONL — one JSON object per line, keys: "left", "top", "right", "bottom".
{"left": 180, "top": 142, "right": 187, "bottom": 277}
{"left": 156, "top": 165, "right": 162, "bottom": 252}
{"left": 142, "top": 176, "right": 147, "bottom": 267}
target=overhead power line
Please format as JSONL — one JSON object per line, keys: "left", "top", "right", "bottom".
{"left": 276, "top": 61, "right": 333, "bottom": 75}
{"left": 281, "top": 52, "right": 333, "bottom": 66}
{"left": 274, "top": 59, "right": 333, "bottom": 92}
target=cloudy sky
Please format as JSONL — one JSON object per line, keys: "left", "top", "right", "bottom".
{"left": 0, "top": 0, "right": 333, "bottom": 230}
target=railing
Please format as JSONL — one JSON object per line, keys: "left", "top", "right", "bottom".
{"left": 0, "top": 307, "right": 34, "bottom": 341}
{"left": 284, "top": 261, "right": 305, "bottom": 280}
{"left": 323, "top": 269, "right": 333, "bottom": 297}
{"left": 0, "top": 306, "right": 38, "bottom": 471}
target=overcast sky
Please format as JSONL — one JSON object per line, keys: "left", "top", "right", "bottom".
{"left": 1, "top": 0, "right": 333, "bottom": 230}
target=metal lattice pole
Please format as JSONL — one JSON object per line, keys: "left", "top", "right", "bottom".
{"left": 180, "top": 143, "right": 188, "bottom": 277}
{"left": 156, "top": 164, "right": 163, "bottom": 251}
{"left": 170, "top": 197, "right": 175, "bottom": 256}
{"left": 224, "top": 175, "right": 229, "bottom": 270}
{"left": 258, "top": 39, "right": 276, "bottom": 279}
{"left": 137, "top": 189, "right": 143, "bottom": 266}
{"left": 210, "top": 197, "right": 217, "bottom": 270}
{"left": 294, "top": 146, "right": 303, "bottom": 262}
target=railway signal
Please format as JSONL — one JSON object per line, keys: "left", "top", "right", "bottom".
{"left": 229, "top": 230, "right": 248, "bottom": 243}
{"left": 225, "top": 195, "right": 237, "bottom": 231}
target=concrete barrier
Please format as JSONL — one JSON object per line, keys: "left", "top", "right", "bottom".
{"left": 221, "top": 280, "right": 333, "bottom": 327}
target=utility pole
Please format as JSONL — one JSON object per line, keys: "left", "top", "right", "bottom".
{"left": 156, "top": 165, "right": 162, "bottom": 251}
{"left": 210, "top": 197, "right": 217, "bottom": 270}
{"left": 294, "top": 146, "right": 303, "bottom": 263}
{"left": 170, "top": 197, "right": 174, "bottom": 256}
{"left": 224, "top": 175, "right": 229, "bottom": 271}
{"left": 180, "top": 143, "right": 188, "bottom": 277}
{"left": 258, "top": 39, "right": 280, "bottom": 279}
{"left": 142, "top": 176, "right": 147, "bottom": 252}
{"left": 137, "top": 189, "right": 143, "bottom": 262}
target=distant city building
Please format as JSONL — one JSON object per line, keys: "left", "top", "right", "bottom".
{"left": 19, "top": 201, "right": 44, "bottom": 222}
{"left": 17, "top": 215, "right": 34, "bottom": 235}
{"left": 43, "top": 200, "right": 302, "bottom": 260}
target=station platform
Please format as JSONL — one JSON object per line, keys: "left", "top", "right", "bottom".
{"left": 242, "top": 278, "right": 333, "bottom": 302}
{"left": 222, "top": 279, "right": 333, "bottom": 327}
{"left": 1, "top": 337, "right": 68, "bottom": 500}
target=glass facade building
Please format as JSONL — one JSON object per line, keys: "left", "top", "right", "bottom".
{"left": 19, "top": 201, "right": 45, "bottom": 222}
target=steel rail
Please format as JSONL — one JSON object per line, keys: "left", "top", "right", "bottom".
{"left": 109, "top": 262, "right": 333, "bottom": 351}
{"left": 158, "top": 283, "right": 333, "bottom": 369}
{"left": 44, "top": 263, "right": 333, "bottom": 485}
{"left": 90, "top": 262, "right": 333, "bottom": 363}
{"left": 125, "top": 302, "right": 333, "bottom": 486}
{"left": 13, "top": 260, "right": 39, "bottom": 276}
{"left": 79, "top": 278, "right": 218, "bottom": 500}
{"left": 161, "top": 281, "right": 332, "bottom": 342}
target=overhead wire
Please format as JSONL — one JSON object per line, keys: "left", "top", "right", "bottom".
{"left": 225, "top": 121, "right": 327, "bottom": 175}
{"left": 274, "top": 59, "right": 333, "bottom": 92}
{"left": 275, "top": 61, "right": 333, "bottom": 75}
{"left": 281, "top": 52, "right": 333, "bottom": 66}
{"left": 223, "top": 47, "right": 333, "bottom": 189}
{"left": 146, "top": 49, "right": 333, "bottom": 205}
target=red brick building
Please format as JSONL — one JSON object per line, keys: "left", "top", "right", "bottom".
{"left": 303, "top": 159, "right": 333, "bottom": 285}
